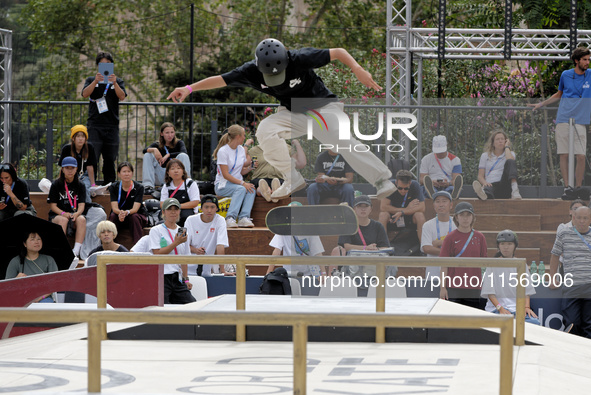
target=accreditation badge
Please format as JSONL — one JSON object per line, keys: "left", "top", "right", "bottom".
{"left": 96, "top": 97, "right": 109, "bottom": 114}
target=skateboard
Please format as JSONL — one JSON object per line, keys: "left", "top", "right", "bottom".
{"left": 266, "top": 204, "right": 358, "bottom": 236}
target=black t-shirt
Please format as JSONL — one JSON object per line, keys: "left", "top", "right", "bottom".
{"left": 314, "top": 151, "right": 353, "bottom": 178}
{"left": 88, "top": 244, "right": 129, "bottom": 258}
{"left": 82, "top": 76, "right": 127, "bottom": 127}
{"left": 338, "top": 219, "right": 390, "bottom": 248}
{"left": 222, "top": 48, "right": 337, "bottom": 112}
{"left": 108, "top": 181, "right": 147, "bottom": 215}
{"left": 142, "top": 140, "right": 187, "bottom": 168}
{"left": 385, "top": 180, "right": 424, "bottom": 226}
{"left": 47, "top": 179, "right": 86, "bottom": 213}
{"left": 0, "top": 178, "right": 32, "bottom": 216}
{"left": 58, "top": 143, "right": 98, "bottom": 175}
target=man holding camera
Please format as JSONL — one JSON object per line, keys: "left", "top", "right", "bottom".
{"left": 149, "top": 197, "right": 195, "bottom": 304}
{"left": 419, "top": 135, "right": 463, "bottom": 200}
{"left": 82, "top": 51, "right": 127, "bottom": 184}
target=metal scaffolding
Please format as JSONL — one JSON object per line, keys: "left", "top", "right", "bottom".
{"left": 386, "top": 0, "right": 591, "bottom": 172}
{"left": 0, "top": 28, "right": 12, "bottom": 163}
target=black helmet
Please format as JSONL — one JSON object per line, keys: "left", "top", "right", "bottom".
{"left": 143, "top": 198, "right": 161, "bottom": 213}
{"left": 496, "top": 229, "right": 518, "bottom": 248}
{"left": 255, "top": 38, "right": 288, "bottom": 87}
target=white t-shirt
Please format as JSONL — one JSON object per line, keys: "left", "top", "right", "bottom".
{"left": 478, "top": 151, "right": 516, "bottom": 184}
{"left": 131, "top": 235, "right": 152, "bottom": 253}
{"left": 419, "top": 152, "right": 462, "bottom": 181}
{"left": 148, "top": 223, "right": 190, "bottom": 275}
{"left": 481, "top": 267, "right": 536, "bottom": 313}
{"left": 421, "top": 216, "right": 457, "bottom": 279}
{"left": 185, "top": 213, "right": 229, "bottom": 276}
{"left": 215, "top": 144, "right": 247, "bottom": 188}
{"left": 160, "top": 178, "right": 201, "bottom": 213}
{"left": 269, "top": 234, "right": 324, "bottom": 276}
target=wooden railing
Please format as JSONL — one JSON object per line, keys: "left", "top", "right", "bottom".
{"left": 0, "top": 308, "right": 514, "bottom": 394}
{"left": 96, "top": 254, "right": 527, "bottom": 346}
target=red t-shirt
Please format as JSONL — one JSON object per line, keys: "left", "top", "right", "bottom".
{"left": 439, "top": 229, "right": 488, "bottom": 289}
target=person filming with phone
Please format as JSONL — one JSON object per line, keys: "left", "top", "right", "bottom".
{"left": 149, "top": 197, "right": 195, "bottom": 304}
{"left": 81, "top": 51, "right": 127, "bottom": 185}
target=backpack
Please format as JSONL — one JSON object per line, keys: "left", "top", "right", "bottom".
{"left": 143, "top": 198, "right": 162, "bottom": 227}
{"left": 259, "top": 267, "right": 292, "bottom": 295}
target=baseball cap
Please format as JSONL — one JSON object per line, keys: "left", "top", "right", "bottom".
{"left": 454, "top": 201, "right": 474, "bottom": 215}
{"left": 432, "top": 190, "right": 452, "bottom": 201}
{"left": 353, "top": 194, "right": 372, "bottom": 207}
{"left": 162, "top": 197, "right": 181, "bottom": 210}
{"left": 200, "top": 194, "right": 219, "bottom": 211}
{"left": 433, "top": 135, "right": 447, "bottom": 154}
{"left": 70, "top": 124, "right": 88, "bottom": 140}
{"left": 61, "top": 157, "right": 78, "bottom": 168}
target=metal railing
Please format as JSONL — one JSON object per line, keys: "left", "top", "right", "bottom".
{"left": 95, "top": 254, "right": 527, "bottom": 345}
{"left": 0, "top": 100, "right": 561, "bottom": 193}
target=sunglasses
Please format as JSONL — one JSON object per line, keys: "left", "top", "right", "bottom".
{"left": 397, "top": 186, "right": 410, "bottom": 191}
{"left": 0, "top": 164, "right": 11, "bottom": 170}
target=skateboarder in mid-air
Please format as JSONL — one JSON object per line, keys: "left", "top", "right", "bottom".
{"left": 168, "top": 38, "right": 396, "bottom": 201}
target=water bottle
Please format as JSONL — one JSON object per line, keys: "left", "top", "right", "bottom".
{"left": 159, "top": 236, "right": 167, "bottom": 248}
{"left": 538, "top": 261, "right": 545, "bottom": 276}
{"left": 530, "top": 261, "right": 537, "bottom": 275}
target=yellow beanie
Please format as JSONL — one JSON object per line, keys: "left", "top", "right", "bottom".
{"left": 70, "top": 125, "right": 88, "bottom": 140}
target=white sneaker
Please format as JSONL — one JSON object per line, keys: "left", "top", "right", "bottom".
{"left": 226, "top": 217, "right": 238, "bottom": 228}
{"left": 270, "top": 173, "right": 306, "bottom": 200}
{"left": 375, "top": 179, "right": 396, "bottom": 200}
{"left": 270, "top": 178, "right": 281, "bottom": 203}
{"left": 472, "top": 180, "right": 487, "bottom": 200}
{"left": 259, "top": 179, "right": 272, "bottom": 202}
{"left": 511, "top": 189, "right": 522, "bottom": 200}
{"left": 237, "top": 217, "right": 254, "bottom": 227}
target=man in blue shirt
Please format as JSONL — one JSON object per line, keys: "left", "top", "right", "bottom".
{"left": 531, "top": 47, "right": 591, "bottom": 192}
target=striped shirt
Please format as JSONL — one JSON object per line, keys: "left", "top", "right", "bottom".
{"left": 551, "top": 227, "right": 591, "bottom": 285}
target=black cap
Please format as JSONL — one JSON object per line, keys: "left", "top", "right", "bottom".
{"left": 353, "top": 195, "right": 372, "bottom": 207}
{"left": 454, "top": 202, "right": 474, "bottom": 215}
{"left": 200, "top": 194, "right": 219, "bottom": 212}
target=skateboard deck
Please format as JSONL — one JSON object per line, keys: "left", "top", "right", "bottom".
{"left": 266, "top": 204, "right": 358, "bottom": 236}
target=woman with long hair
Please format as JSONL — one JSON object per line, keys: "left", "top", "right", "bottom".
{"left": 472, "top": 129, "right": 522, "bottom": 200}
{"left": 0, "top": 163, "right": 36, "bottom": 221}
{"left": 213, "top": 125, "right": 255, "bottom": 228}
{"left": 108, "top": 162, "right": 148, "bottom": 244}
{"left": 58, "top": 124, "right": 97, "bottom": 202}
{"left": 48, "top": 156, "right": 87, "bottom": 258}
{"left": 142, "top": 122, "right": 191, "bottom": 195}
{"left": 159, "top": 158, "right": 200, "bottom": 226}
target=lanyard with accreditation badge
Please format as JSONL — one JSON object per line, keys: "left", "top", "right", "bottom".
{"left": 436, "top": 217, "right": 452, "bottom": 240}
{"left": 90, "top": 83, "right": 111, "bottom": 114}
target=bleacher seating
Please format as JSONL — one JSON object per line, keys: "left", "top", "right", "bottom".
{"left": 28, "top": 191, "right": 575, "bottom": 277}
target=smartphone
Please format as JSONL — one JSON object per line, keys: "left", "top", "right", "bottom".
{"left": 98, "top": 63, "right": 114, "bottom": 84}
{"left": 251, "top": 156, "right": 258, "bottom": 169}
{"left": 177, "top": 227, "right": 187, "bottom": 237}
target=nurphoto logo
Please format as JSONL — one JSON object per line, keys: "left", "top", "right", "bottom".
{"left": 305, "top": 108, "right": 417, "bottom": 153}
